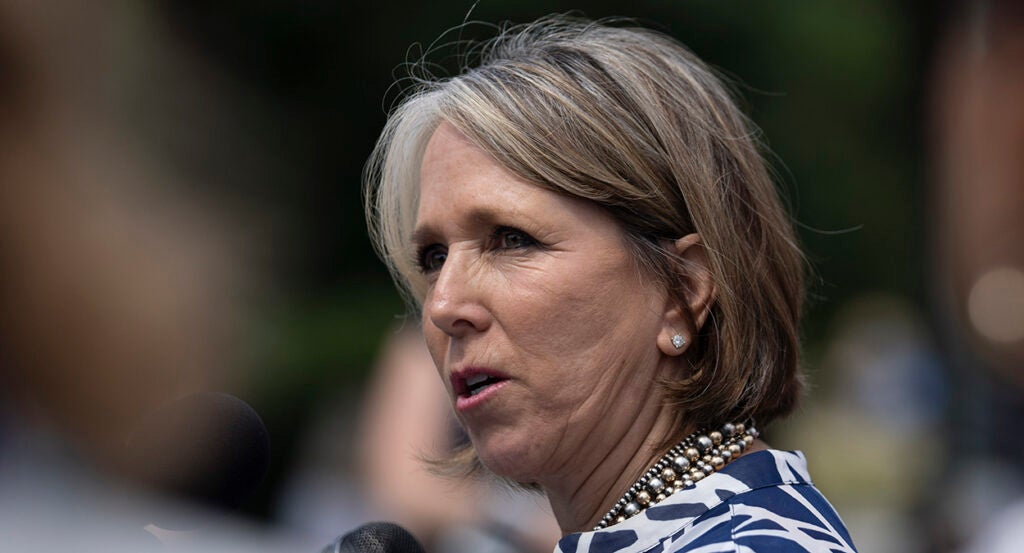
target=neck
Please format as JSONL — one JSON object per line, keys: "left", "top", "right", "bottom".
{"left": 541, "top": 405, "right": 684, "bottom": 534}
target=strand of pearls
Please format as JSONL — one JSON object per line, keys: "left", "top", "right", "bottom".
{"left": 593, "top": 421, "right": 759, "bottom": 530}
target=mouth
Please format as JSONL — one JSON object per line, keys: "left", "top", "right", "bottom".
{"left": 451, "top": 368, "right": 509, "bottom": 401}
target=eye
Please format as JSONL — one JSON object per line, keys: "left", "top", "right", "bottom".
{"left": 492, "top": 226, "right": 537, "bottom": 250}
{"left": 416, "top": 244, "right": 447, "bottom": 273}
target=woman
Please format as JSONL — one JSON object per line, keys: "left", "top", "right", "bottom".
{"left": 365, "top": 16, "right": 857, "bottom": 553}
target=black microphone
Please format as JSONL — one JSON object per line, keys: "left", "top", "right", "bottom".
{"left": 124, "top": 392, "right": 271, "bottom": 529}
{"left": 321, "top": 522, "right": 426, "bottom": 553}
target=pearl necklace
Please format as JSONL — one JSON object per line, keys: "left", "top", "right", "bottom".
{"left": 593, "top": 421, "right": 759, "bottom": 530}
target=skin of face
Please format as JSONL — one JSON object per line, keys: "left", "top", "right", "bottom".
{"left": 414, "top": 123, "right": 680, "bottom": 492}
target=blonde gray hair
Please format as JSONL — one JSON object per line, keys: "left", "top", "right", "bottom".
{"left": 366, "top": 16, "right": 805, "bottom": 447}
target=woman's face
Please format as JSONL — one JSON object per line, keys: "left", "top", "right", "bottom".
{"left": 414, "top": 123, "right": 675, "bottom": 484}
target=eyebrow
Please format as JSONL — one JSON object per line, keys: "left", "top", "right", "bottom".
{"left": 409, "top": 226, "right": 439, "bottom": 250}
{"left": 410, "top": 205, "right": 517, "bottom": 248}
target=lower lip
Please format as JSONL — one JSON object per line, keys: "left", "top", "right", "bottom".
{"left": 455, "top": 380, "right": 509, "bottom": 412}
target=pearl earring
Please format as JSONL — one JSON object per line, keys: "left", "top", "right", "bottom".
{"left": 671, "top": 334, "right": 686, "bottom": 349}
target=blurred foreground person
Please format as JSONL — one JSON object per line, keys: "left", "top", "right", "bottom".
{"left": 0, "top": 3, "right": 305, "bottom": 551}
{"left": 931, "top": 1, "right": 1024, "bottom": 551}
{"left": 366, "top": 16, "right": 857, "bottom": 552}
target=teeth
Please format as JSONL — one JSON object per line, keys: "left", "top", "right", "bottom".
{"left": 469, "top": 385, "right": 487, "bottom": 397}
{"left": 466, "top": 374, "right": 488, "bottom": 388}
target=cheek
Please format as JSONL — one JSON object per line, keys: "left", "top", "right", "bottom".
{"left": 499, "top": 256, "right": 660, "bottom": 361}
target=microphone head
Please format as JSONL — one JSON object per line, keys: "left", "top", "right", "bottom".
{"left": 124, "top": 392, "right": 270, "bottom": 521}
{"left": 324, "top": 522, "right": 425, "bottom": 553}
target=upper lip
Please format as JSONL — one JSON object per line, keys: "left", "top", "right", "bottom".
{"left": 449, "top": 366, "right": 510, "bottom": 396}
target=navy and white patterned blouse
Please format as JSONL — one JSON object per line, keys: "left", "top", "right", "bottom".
{"left": 554, "top": 450, "right": 857, "bottom": 553}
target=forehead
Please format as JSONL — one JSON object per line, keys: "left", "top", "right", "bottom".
{"left": 413, "top": 122, "right": 619, "bottom": 240}
{"left": 416, "top": 123, "right": 545, "bottom": 233}
{"left": 418, "top": 122, "right": 532, "bottom": 207}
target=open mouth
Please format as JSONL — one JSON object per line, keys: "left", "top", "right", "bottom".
{"left": 452, "top": 370, "right": 509, "bottom": 400}
{"left": 463, "top": 373, "right": 505, "bottom": 397}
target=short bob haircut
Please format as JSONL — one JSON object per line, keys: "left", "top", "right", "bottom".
{"left": 366, "top": 16, "right": 805, "bottom": 455}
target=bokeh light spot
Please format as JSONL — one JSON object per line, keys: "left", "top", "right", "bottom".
{"left": 968, "top": 267, "right": 1024, "bottom": 343}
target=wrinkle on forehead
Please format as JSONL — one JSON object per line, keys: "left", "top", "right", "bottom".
{"left": 415, "top": 123, "right": 620, "bottom": 245}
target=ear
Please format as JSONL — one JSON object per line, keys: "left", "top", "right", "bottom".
{"left": 657, "top": 233, "right": 718, "bottom": 356}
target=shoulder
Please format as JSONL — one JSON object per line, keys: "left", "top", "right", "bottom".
{"left": 657, "top": 480, "right": 858, "bottom": 552}
{"left": 655, "top": 450, "right": 858, "bottom": 553}
{"left": 556, "top": 451, "right": 857, "bottom": 553}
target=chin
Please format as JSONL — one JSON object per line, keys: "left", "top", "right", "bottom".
{"left": 472, "top": 430, "right": 546, "bottom": 484}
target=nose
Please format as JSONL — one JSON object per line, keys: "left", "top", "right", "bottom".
{"left": 425, "top": 254, "right": 491, "bottom": 338}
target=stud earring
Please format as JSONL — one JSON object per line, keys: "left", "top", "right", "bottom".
{"left": 671, "top": 334, "right": 686, "bottom": 349}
